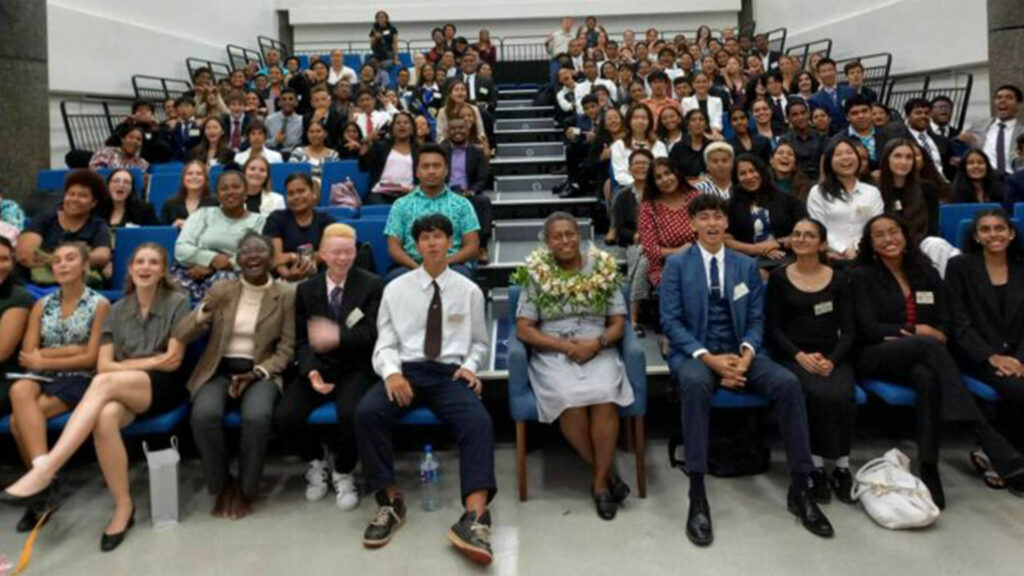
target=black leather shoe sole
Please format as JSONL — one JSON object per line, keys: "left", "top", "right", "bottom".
{"left": 787, "top": 500, "right": 835, "bottom": 538}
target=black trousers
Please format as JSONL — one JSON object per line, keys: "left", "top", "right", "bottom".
{"left": 272, "top": 366, "right": 375, "bottom": 474}
{"left": 967, "top": 364, "right": 1024, "bottom": 450}
{"left": 468, "top": 194, "right": 492, "bottom": 248}
{"left": 355, "top": 361, "right": 497, "bottom": 503}
{"left": 780, "top": 359, "right": 857, "bottom": 460}
{"left": 857, "top": 337, "right": 1024, "bottom": 476}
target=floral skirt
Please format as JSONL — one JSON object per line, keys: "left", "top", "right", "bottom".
{"left": 171, "top": 264, "right": 237, "bottom": 301}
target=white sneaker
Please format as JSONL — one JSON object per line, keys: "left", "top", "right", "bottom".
{"left": 304, "top": 459, "right": 330, "bottom": 502}
{"left": 333, "top": 472, "right": 359, "bottom": 511}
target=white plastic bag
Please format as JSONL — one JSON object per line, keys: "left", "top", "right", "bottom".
{"left": 852, "top": 448, "right": 940, "bottom": 529}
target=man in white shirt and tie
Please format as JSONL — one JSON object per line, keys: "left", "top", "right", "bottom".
{"left": 962, "top": 84, "right": 1024, "bottom": 174}
{"left": 357, "top": 213, "right": 495, "bottom": 565}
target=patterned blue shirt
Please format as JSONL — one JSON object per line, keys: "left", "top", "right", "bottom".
{"left": 384, "top": 186, "right": 480, "bottom": 263}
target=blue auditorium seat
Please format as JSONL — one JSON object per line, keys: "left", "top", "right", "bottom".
{"left": 360, "top": 205, "right": 391, "bottom": 218}
{"left": 150, "top": 162, "right": 185, "bottom": 175}
{"left": 398, "top": 52, "right": 413, "bottom": 68}
{"left": 0, "top": 403, "right": 189, "bottom": 436}
{"left": 963, "top": 375, "right": 1001, "bottom": 402}
{"left": 315, "top": 206, "right": 358, "bottom": 221}
{"left": 939, "top": 203, "right": 1000, "bottom": 244}
{"left": 349, "top": 217, "right": 392, "bottom": 276}
{"left": 226, "top": 403, "right": 440, "bottom": 428}
{"left": 343, "top": 54, "right": 361, "bottom": 69}
{"left": 957, "top": 218, "right": 1022, "bottom": 249}
{"left": 860, "top": 379, "right": 917, "bottom": 406}
{"left": 94, "top": 167, "right": 145, "bottom": 195}
{"left": 321, "top": 161, "right": 370, "bottom": 205}
{"left": 0, "top": 412, "right": 70, "bottom": 434}
{"left": 270, "top": 162, "right": 312, "bottom": 193}
{"left": 1014, "top": 203, "right": 1024, "bottom": 223}
{"left": 148, "top": 172, "right": 183, "bottom": 217}
{"left": 37, "top": 169, "right": 70, "bottom": 191}
{"left": 111, "top": 227, "right": 179, "bottom": 291}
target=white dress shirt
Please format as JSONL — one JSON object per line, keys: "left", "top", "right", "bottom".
{"left": 610, "top": 138, "right": 668, "bottom": 187}
{"left": 328, "top": 66, "right": 358, "bottom": 86}
{"left": 984, "top": 118, "right": 1017, "bottom": 173}
{"left": 691, "top": 243, "right": 756, "bottom": 359}
{"left": 806, "top": 182, "right": 885, "bottom": 254}
{"left": 930, "top": 121, "right": 952, "bottom": 140}
{"left": 234, "top": 147, "right": 284, "bottom": 165}
{"left": 465, "top": 73, "right": 477, "bottom": 101}
{"left": 373, "top": 266, "right": 489, "bottom": 380}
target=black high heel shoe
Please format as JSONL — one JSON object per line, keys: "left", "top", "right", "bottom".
{"left": 100, "top": 507, "right": 135, "bottom": 552}
{"left": 0, "top": 480, "right": 57, "bottom": 507}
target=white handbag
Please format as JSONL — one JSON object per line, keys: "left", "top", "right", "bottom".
{"left": 852, "top": 448, "right": 941, "bottom": 529}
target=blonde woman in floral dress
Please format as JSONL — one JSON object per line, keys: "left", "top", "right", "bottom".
{"left": 513, "top": 212, "right": 635, "bottom": 521}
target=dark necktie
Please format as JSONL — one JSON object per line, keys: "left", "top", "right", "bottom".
{"left": 231, "top": 119, "right": 241, "bottom": 148}
{"left": 424, "top": 281, "right": 442, "bottom": 359}
{"left": 329, "top": 285, "right": 342, "bottom": 321}
{"left": 996, "top": 122, "right": 1007, "bottom": 173}
{"left": 709, "top": 256, "right": 722, "bottom": 300}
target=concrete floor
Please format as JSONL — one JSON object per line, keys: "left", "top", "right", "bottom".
{"left": 2, "top": 439, "right": 1024, "bottom": 576}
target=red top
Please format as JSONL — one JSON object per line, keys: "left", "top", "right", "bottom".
{"left": 905, "top": 293, "right": 918, "bottom": 326}
{"left": 639, "top": 190, "right": 700, "bottom": 286}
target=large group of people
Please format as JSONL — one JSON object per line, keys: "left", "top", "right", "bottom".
{"left": 0, "top": 11, "right": 1022, "bottom": 569}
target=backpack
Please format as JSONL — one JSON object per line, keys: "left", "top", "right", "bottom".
{"left": 329, "top": 177, "right": 362, "bottom": 209}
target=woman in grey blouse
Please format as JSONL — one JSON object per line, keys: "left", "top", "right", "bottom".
{"left": 514, "top": 212, "right": 635, "bottom": 521}
{"left": 2, "top": 243, "right": 190, "bottom": 552}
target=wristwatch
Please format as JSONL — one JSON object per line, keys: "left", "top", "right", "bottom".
{"left": 598, "top": 335, "right": 609, "bottom": 349}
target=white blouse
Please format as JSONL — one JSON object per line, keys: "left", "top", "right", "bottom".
{"left": 806, "top": 182, "right": 885, "bottom": 254}
{"left": 610, "top": 138, "right": 668, "bottom": 187}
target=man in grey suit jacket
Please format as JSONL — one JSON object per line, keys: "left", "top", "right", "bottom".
{"left": 961, "top": 84, "right": 1023, "bottom": 174}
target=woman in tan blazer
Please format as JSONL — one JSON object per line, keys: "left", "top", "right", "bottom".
{"left": 174, "top": 232, "right": 295, "bottom": 520}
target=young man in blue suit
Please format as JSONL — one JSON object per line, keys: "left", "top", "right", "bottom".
{"left": 809, "top": 58, "right": 854, "bottom": 132}
{"left": 659, "top": 194, "right": 833, "bottom": 547}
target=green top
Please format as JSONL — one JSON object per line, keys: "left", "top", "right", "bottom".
{"left": 383, "top": 186, "right": 480, "bottom": 263}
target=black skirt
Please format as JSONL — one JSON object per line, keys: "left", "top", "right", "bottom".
{"left": 140, "top": 370, "right": 188, "bottom": 418}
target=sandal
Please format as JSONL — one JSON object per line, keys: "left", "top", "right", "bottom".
{"left": 970, "top": 448, "right": 1006, "bottom": 490}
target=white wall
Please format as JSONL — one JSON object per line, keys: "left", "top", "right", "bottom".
{"left": 754, "top": 0, "right": 991, "bottom": 123}
{"left": 48, "top": 0, "right": 280, "bottom": 96}
{"left": 282, "top": 0, "right": 739, "bottom": 52}
{"left": 46, "top": 0, "right": 280, "bottom": 166}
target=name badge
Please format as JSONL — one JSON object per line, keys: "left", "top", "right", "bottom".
{"left": 188, "top": 128, "right": 201, "bottom": 138}
{"left": 814, "top": 301, "right": 834, "bottom": 316}
{"left": 733, "top": 282, "right": 749, "bottom": 301}
{"left": 855, "top": 205, "right": 873, "bottom": 218}
{"left": 479, "top": 87, "right": 489, "bottom": 95}
{"left": 345, "top": 307, "right": 364, "bottom": 328}
{"left": 916, "top": 291, "right": 935, "bottom": 305}
{"left": 893, "top": 199, "right": 902, "bottom": 211}
{"left": 447, "top": 313, "right": 466, "bottom": 325}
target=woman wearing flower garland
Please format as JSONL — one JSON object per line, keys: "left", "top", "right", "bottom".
{"left": 513, "top": 212, "right": 635, "bottom": 521}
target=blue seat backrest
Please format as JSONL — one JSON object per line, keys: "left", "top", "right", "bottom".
{"left": 398, "top": 52, "right": 413, "bottom": 68}
{"left": 360, "top": 205, "right": 391, "bottom": 218}
{"left": 317, "top": 206, "right": 359, "bottom": 221}
{"left": 343, "top": 54, "right": 361, "bottom": 69}
{"left": 349, "top": 217, "right": 391, "bottom": 276}
{"left": 270, "top": 162, "right": 312, "bottom": 193}
{"left": 37, "top": 169, "right": 70, "bottom": 191}
{"left": 939, "top": 203, "right": 1001, "bottom": 244}
{"left": 150, "top": 162, "right": 185, "bottom": 175}
{"left": 1014, "top": 202, "right": 1024, "bottom": 224}
{"left": 957, "top": 218, "right": 1022, "bottom": 249}
{"left": 321, "top": 161, "right": 370, "bottom": 205}
{"left": 148, "top": 172, "right": 184, "bottom": 218}
{"left": 112, "top": 227, "right": 179, "bottom": 290}
{"left": 94, "top": 167, "right": 145, "bottom": 195}
{"left": 209, "top": 164, "right": 226, "bottom": 188}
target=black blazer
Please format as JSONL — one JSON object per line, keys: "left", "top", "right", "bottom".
{"left": 886, "top": 123, "right": 955, "bottom": 180}
{"left": 447, "top": 73, "right": 498, "bottom": 111}
{"left": 727, "top": 134, "right": 773, "bottom": 165}
{"left": 441, "top": 141, "right": 489, "bottom": 195}
{"left": 726, "top": 189, "right": 807, "bottom": 245}
{"left": 851, "top": 261, "right": 951, "bottom": 345}
{"left": 302, "top": 109, "right": 345, "bottom": 150}
{"left": 945, "top": 252, "right": 1024, "bottom": 365}
{"left": 220, "top": 113, "right": 254, "bottom": 149}
{"left": 358, "top": 141, "right": 419, "bottom": 191}
{"left": 294, "top": 268, "right": 384, "bottom": 376}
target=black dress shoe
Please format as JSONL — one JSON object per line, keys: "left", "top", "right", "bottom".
{"left": 609, "top": 475, "right": 631, "bottom": 504}
{"left": 558, "top": 183, "right": 585, "bottom": 199}
{"left": 100, "top": 508, "right": 135, "bottom": 552}
{"left": 809, "top": 467, "right": 831, "bottom": 504}
{"left": 787, "top": 488, "right": 835, "bottom": 538}
{"left": 831, "top": 468, "right": 856, "bottom": 505}
{"left": 686, "top": 497, "right": 713, "bottom": 547}
{"left": 593, "top": 492, "right": 618, "bottom": 521}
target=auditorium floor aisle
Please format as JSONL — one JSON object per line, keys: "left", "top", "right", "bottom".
{"left": 3, "top": 438, "right": 1024, "bottom": 575}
